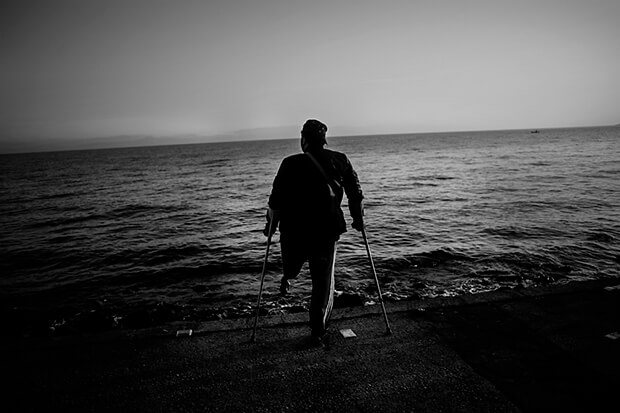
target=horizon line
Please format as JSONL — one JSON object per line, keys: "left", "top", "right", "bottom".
{"left": 0, "top": 123, "right": 617, "bottom": 156}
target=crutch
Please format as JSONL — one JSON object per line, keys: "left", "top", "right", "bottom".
{"left": 250, "top": 219, "right": 274, "bottom": 342}
{"left": 362, "top": 227, "right": 393, "bottom": 335}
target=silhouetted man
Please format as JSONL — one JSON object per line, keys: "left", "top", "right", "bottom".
{"left": 264, "top": 119, "right": 364, "bottom": 344}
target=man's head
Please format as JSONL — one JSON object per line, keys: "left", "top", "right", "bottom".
{"left": 301, "top": 119, "right": 327, "bottom": 152}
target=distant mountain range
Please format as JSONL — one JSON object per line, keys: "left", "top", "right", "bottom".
{"left": 0, "top": 125, "right": 304, "bottom": 154}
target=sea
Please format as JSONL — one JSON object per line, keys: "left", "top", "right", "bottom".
{"left": 1, "top": 126, "right": 619, "bottom": 336}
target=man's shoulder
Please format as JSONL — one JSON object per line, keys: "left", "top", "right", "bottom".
{"left": 324, "top": 148, "right": 344, "bottom": 156}
{"left": 323, "top": 148, "right": 351, "bottom": 165}
{"left": 284, "top": 152, "right": 305, "bottom": 160}
{"left": 282, "top": 153, "right": 306, "bottom": 164}
{"left": 279, "top": 153, "right": 307, "bottom": 170}
{"left": 281, "top": 149, "right": 349, "bottom": 164}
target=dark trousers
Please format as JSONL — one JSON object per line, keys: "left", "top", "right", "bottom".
{"left": 281, "top": 235, "right": 337, "bottom": 336}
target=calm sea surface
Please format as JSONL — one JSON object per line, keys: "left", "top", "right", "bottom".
{"left": 1, "top": 127, "right": 619, "bottom": 335}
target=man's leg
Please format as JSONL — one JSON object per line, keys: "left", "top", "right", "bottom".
{"left": 280, "top": 236, "right": 306, "bottom": 295}
{"left": 308, "top": 241, "right": 337, "bottom": 337}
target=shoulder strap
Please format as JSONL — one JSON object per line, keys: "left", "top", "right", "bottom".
{"left": 306, "top": 152, "right": 339, "bottom": 195}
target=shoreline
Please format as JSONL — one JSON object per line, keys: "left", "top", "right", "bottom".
{"left": 4, "top": 278, "right": 619, "bottom": 412}
{"left": 6, "top": 277, "right": 616, "bottom": 343}
{"left": 0, "top": 277, "right": 590, "bottom": 339}
{"left": 105, "top": 277, "right": 620, "bottom": 342}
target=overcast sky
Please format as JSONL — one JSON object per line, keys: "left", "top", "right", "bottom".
{"left": 1, "top": 0, "right": 619, "bottom": 152}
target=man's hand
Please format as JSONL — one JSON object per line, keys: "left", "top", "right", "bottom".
{"left": 263, "top": 208, "right": 279, "bottom": 237}
{"left": 349, "top": 200, "right": 364, "bottom": 232}
{"left": 263, "top": 220, "right": 277, "bottom": 237}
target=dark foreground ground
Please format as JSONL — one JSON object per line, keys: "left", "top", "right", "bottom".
{"left": 3, "top": 279, "right": 619, "bottom": 412}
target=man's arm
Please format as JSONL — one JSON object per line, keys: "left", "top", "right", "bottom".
{"left": 341, "top": 156, "right": 365, "bottom": 231}
{"left": 264, "top": 159, "right": 288, "bottom": 237}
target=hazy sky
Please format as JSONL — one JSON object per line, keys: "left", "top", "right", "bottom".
{"left": 1, "top": 0, "right": 619, "bottom": 151}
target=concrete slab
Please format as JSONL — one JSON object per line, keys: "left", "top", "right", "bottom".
{"left": 3, "top": 279, "right": 618, "bottom": 412}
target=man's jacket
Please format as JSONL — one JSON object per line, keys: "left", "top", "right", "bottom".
{"left": 268, "top": 148, "right": 363, "bottom": 241}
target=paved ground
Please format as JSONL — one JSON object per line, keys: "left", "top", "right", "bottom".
{"left": 3, "top": 279, "right": 619, "bottom": 412}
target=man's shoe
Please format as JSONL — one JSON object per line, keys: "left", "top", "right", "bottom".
{"left": 309, "top": 329, "right": 329, "bottom": 348}
{"left": 280, "top": 278, "right": 291, "bottom": 296}
{"left": 309, "top": 335, "right": 324, "bottom": 348}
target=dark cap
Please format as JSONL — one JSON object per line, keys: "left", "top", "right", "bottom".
{"left": 301, "top": 119, "right": 328, "bottom": 146}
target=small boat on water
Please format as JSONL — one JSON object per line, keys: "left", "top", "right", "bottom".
{"left": 530, "top": 130, "right": 540, "bottom": 134}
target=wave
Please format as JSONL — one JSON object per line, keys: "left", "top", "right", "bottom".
{"left": 396, "top": 248, "right": 474, "bottom": 268}
{"left": 586, "top": 231, "right": 616, "bottom": 243}
{"left": 481, "top": 225, "right": 567, "bottom": 239}
{"left": 26, "top": 213, "right": 109, "bottom": 229}
{"left": 35, "top": 190, "right": 90, "bottom": 201}
{"left": 24, "top": 203, "right": 188, "bottom": 229}
{"left": 413, "top": 175, "right": 457, "bottom": 181}
{"left": 109, "top": 203, "right": 185, "bottom": 219}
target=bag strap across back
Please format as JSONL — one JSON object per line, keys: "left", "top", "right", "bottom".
{"left": 305, "top": 152, "right": 340, "bottom": 196}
